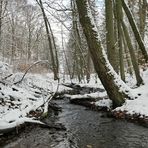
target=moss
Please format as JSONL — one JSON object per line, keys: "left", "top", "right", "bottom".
{"left": 41, "top": 112, "right": 48, "bottom": 119}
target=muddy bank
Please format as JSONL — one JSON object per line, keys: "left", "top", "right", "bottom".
{"left": 112, "top": 110, "right": 148, "bottom": 128}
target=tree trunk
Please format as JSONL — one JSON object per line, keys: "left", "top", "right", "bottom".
{"left": 72, "top": 0, "right": 85, "bottom": 82}
{"left": 86, "top": 51, "right": 91, "bottom": 83}
{"left": 0, "top": 0, "right": 2, "bottom": 52}
{"left": 11, "top": 25, "right": 15, "bottom": 65}
{"left": 122, "top": 21, "right": 143, "bottom": 86}
{"left": 27, "top": 27, "right": 32, "bottom": 61}
{"left": 122, "top": 28, "right": 133, "bottom": 76}
{"left": 116, "top": 0, "right": 125, "bottom": 81}
{"left": 139, "top": 0, "right": 147, "bottom": 40}
{"left": 121, "top": 0, "right": 148, "bottom": 62}
{"left": 105, "top": 0, "right": 118, "bottom": 72}
{"left": 37, "top": 0, "right": 59, "bottom": 80}
{"left": 75, "top": 0, "right": 136, "bottom": 107}
{"left": 47, "top": 20, "right": 59, "bottom": 74}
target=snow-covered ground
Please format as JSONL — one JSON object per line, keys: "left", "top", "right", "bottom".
{"left": 0, "top": 62, "right": 72, "bottom": 134}
{"left": 1, "top": 61, "right": 148, "bottom": 134}
{"left": 64, "top": 68, "right": 148, "bottom": 118}
{"left": 115, "top": 69, "right": 148, "bottom": 117}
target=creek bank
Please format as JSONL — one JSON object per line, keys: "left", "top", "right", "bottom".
{"left": 2, "top": 95, "right": 148, "bottom": 148}
{"left": 0, "top": 83, "right": 108, "bottom": 147}
{"left": 65, "top": 93, "right": 148, "bottom": 127}
{"left": 61, "top": 83, "right": 148, "bottom": 127}
{"left": 0, "top": 100, "right": 68, "bottom": 147}
{"left": 1, "top": 82, "right": 148, "bottom": 147}
{"left": 68, "top": 95, "right": 148, "bottom": 127}
{"left": 112, "top": 110, "right": 148, "bottom": 127}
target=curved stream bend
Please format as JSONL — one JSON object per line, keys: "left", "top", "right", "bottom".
{"left": 1, "top": 99, "right": 148, "bottom": 148}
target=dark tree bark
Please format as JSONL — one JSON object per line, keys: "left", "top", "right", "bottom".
{"left": 72, "top": 0, "right": 85, "bottom": 82}
{"left": 75, "top": 0, "right": 136, "bottom": 107}
{"left": 105, "top": 0, "right": 118, "bottom": 72}
{"left": 47, "top": 19, "right": 59, "bottom": 74}
{"left": 115, "top": 0, "right": 125, "bottom": 81}
{"left": 122, "top": 21, "right": 143, "bottom": 86}
{"left": 122, "top": 28, "right": 133, "bottom": 76}
{"left": 139, "top": 0, "right": 147, "bottom": 40}
{"left": 0, "top": 0, "right": 2, "bottom": 51}
{"left": 121, "top": 0, "right": 148, "bottom": 62}
{"left": 37, "top": 0, "right": 59, "bottom": 80}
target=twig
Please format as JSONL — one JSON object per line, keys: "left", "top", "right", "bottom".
{"left": 14, "top": 60, "right": 49, "bottom": 85}
{"left": 0, "top": 80, "right": 7, "bottom": 85}
{"left": 36, "top": 79, "right": 60, "bottom": 112}
{"left": 2, "top": 74, "right": 13, "bottom": 80}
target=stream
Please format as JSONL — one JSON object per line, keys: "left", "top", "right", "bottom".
{"left": 1, "top": 98, "right": 148, "bottom": 148}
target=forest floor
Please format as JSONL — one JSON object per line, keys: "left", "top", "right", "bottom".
{"left": 0, "top": 61, "right": 148, "bottom": 136}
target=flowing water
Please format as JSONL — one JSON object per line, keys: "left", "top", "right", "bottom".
{"left": 1, "top": 98, "right": 148, "bottom": 148}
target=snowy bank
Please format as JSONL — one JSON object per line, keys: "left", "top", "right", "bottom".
{"left": 114, "top": 69, "right": 148, "bottom": 118}
{"left": 0, "top": 62, "right": 72, "bottom": 134}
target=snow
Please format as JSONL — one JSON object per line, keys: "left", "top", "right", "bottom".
{"left": 67, "top": 91, "right": 107, "bottom": 100}
{"left": 0, "top": 62, "right": 72, "bottom": 134}
{"left": 95, "top": 99, "right": 112, "bottom": 109}
{"left": 0, "top": 117, "right": 44, "bottom": 132}
{"left": 0, "top": 61, "right": 12, "bottom": 79}
{"left": 0, "top": 61, "right": 109, "bottom": 134}
{"left": 1, "top": 60, "right": 148, "bottom": 134}
{"left": 115, "top": 69, "right": 148, "bottom": 117}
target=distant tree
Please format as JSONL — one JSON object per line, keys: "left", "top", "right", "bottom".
{"left": 115, "top": 0, "right": 125, "bottom": 81}
{"left": 122, "top": 20, "right": 143, "bottom": 86}
{"left": 36, "top": 0, "right": 59, "bottom": 80}
{"left": 121, "top": 0, "right": 148, "bottom": 62}
{"left": 105, "top": 0, "right": 118, "bottom": 72}
{"left": 138, "top": 0, "right": 147, "bottom": 40}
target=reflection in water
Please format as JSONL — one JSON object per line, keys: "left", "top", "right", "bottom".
{"left": 58, "top": 99, "right": 148, "bottom": 148}
{"left": 1, "top": 99, "right": 148, "bottom": 148}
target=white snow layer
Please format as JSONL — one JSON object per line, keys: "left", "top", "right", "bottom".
{"left": 115, "top": 69, "right": 148, "bottom": 117}
{"left": 95, "top": 99, "right": 112, "bottom": 109}
{"left": 0, "top": 63, "right": 72, "bottom": 133}
{"left": 1, "top": 61, "right": 148, "bottom": 133}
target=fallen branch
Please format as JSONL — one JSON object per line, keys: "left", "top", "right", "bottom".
{"left": 0, "top": 118, "right": 46, "bottom": 135}
{"left": 62, "top": 83, "right": 82, "bottom": 89}
{"left": 62, "top": 83, "right": 105, "bottom": 95}
{"left": 0, "top": 80, "right": 7, "bottom": 85}
{"left": 14, "top": 60, "right": 49, "bottom": 85}
{"left": 48, "top": 102, "right": 62, "bottom": 112}
{"left": 36, "top": 79, "right": 60, "bottom": 113}
{"left": 2, "top": 74, "right": 13, "bottom": 80}
{"left": 0, "top": 119, "right": 65, "bottom": 135}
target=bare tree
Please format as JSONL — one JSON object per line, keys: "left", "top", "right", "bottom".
{"left": 121, "top": 0, "right": 148, "bottom": 62}
{"left": 75, "top": 0, "right": 137, "bottom": 107}
{"left": 36, "top": 0, "right": 59, "bottom": 80}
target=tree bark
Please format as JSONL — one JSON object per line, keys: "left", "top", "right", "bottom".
{"left": 0, "top": 0, "right": 2, "bottom": 52}
{"left": 37, "top": 0, "right": 59, "bottom": 80}
{"left": 121, "top": 0, "right": 148, "bottom": 62}
{"left": 116, "top": 0, "right": 125, "bottom": 81}
{"left": 105, "top": 0, "right": 118, "bottom": 72}
{"left": 122, "top": 28, "right": 133, "bottom": 76}
{"left": 122, "top": 21, "right": 143, "bottom": 86}
{"left": 47, "top": 19, "right": 59, "bottom": 74}
{"left": 75, "top": 0, "right": 136, "bottom": 107}
{"left": 139, "top": 0, "right": 147, "bottom": 40}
